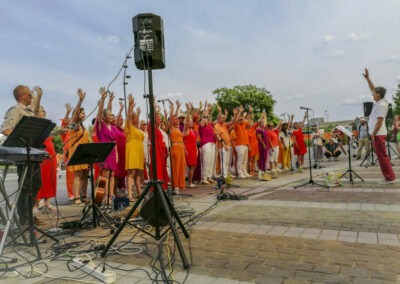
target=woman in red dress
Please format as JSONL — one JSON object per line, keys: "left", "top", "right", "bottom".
{"left": 183, "top": 103, "right": 198, "bottom": 188}
{"left": 148, "top": 112, "right": 169, "bottom": 189}
{"left": 292, "top": 113, "right": 307, "bottom": 172}
{"left": 35, "top": 107, "right": 57, "bottom": 211}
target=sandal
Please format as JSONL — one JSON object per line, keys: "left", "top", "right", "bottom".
{"left": 73, "top": 198, "right": 84, "bottom": 206}
{"left": 81, "top": 196, "right": 88, "bottom": 203}
{"left": 46, "top": 205, "right": 57, "bottom": 211}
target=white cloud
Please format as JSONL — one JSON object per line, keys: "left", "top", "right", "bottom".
{"left": 386, "top": 54, "right": 400, "bottom": 62}
{"left": 285, "top": 93, "right": 304, "bottom": 100}
{"left": 167, "top": 92, "right": 183, "bottom": 98}
{"left": 107, "top": 35, "right": 120, "bottom": 43}
{"left": 323, "top": 34, "right": 335, "bottom": 43}
{"left": 329, "top": 50, "right": 345, "bottom": 57}
{"left": 396, "top": 76, "right": 400, "bottom": 82}
{"left": 345, "top": 33, "right": 370, "bottom": 41}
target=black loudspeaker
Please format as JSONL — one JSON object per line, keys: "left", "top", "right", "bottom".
{"left": 139, "top": 193, "right": 168, "bottom": 227}
{"left": 387, "top": 103, "right": 393, "bottom": 119}
{"left": 363, "top": 102, "right": 373, "bottom": 117}
{"left": 132, "top": 13, "right": 165, "bottom": 70}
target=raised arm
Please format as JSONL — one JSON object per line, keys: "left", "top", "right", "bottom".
{"left": 362, "top": 68, "right": 375, "bottom": 92}
{"left": 175, "top": 100, "right": 181, "bottom": 118}
{"left": 126, "top": 94, "right": 135, "bottom": 128}
{"left": 63, "top": 103, "right": 72, "bottom": 125}
{"left": 107, "top": 92, "right": 115, "bottom": 112}
{"left": 183, "top": 103, "right": 191, "bottom": 134}
{"left": 200, "top": 102, "right": 209, "bottom": 127}
{"left": 96, "top": 87, "right": 108, "bottom": 130}
{"left": 71, "top": 88, "right": 86, "bottom": 124}
{"left": 300, "top": 112, "right": 308, "bottom": 129}
{"left": 168, "top": 100, "right": 175, "bottom": 130}
{"left": 116, "top": 100, "right": 124, "bottom": 127}
{"left": 31, "top": 86, "right": 43, "bottom": 116}
{"left": 275, "top": 120, "right": 283, "bottom": 131}
{"left": 288, "top": 114, "right": 294, "bottom": 128}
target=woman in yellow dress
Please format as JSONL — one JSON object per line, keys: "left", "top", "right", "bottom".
{"left": 124, "top": 94, "right": 144, "bottom": 201}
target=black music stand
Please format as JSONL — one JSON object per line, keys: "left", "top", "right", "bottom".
{"left": 67, "top": 143, "right": 116, "bottom": 235}
{"left": 2, "top": 116, "right": 57, "bottom": 261}
{"left": 337, "top": 128, "right": 364, "bottom": 184}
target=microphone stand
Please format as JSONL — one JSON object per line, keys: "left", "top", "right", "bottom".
{"left": 294, "top": 109, "right": 329, "bottom": 190}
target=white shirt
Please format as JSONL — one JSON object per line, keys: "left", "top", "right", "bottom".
{"left": 368, "top": 98, "right": 388, "bottom": 136}
{"left": 1, "top": 103, "right": 34, "bottom": 133}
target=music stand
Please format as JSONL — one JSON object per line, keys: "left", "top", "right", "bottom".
{"left": 67, "top": 143, "right": 116, "bottom": 235}
{"left": 336, "top": 126, "right": 364, "bottom": 184}
{"left": 1, "top": 116, "right": 57, "bottom": 261}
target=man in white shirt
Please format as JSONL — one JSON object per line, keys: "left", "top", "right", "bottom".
{"left": 363, "top": 68, "right": 396, "bottom": 183}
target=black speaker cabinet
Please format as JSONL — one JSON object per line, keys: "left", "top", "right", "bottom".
{"left": 363, "top": 102, "right": 373, "bottom": 117}
{"left": 132, "top": 13, "right": 165, "bottom": 70}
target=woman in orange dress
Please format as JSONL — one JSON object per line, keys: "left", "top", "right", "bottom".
{"left": 168, "top": 100, "right": 187, "bottom": 193}
{"left": 60, "top": 103, "right": 74, "bottom": 201}
{"left": 246, "top": 117, "right": 259, "bottom": 176}
{"left": 65, "top": 89, "right": 90, "bottom": 206}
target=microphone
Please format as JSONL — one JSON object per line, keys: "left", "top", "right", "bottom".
{"left": 300, "top": 106, "right": 312, "bottom": 110}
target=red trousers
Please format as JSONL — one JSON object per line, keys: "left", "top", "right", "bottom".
{"left": 373, "top": 135, "right": 395, "bottom": 181}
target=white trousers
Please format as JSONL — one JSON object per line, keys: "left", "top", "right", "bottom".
{"left": 236, "top": 145, "right": 248, "bottom": 177}
{"left": 219, "top": 147, "right": 231, "bottom": 178}
{"left": 201, "top": 142, "right": 216, "bottom": 180}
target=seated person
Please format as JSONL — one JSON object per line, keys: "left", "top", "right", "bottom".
{"left": 324, "top": 138, "right": 341, "bottom": 161}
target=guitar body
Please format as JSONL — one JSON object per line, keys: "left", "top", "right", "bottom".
{"left": 94, "top": 175, "right": 107, "bottom": 205}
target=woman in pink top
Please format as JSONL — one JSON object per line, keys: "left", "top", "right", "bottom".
{"left": 96, "top": 87, "right": 118, "bottom": 203}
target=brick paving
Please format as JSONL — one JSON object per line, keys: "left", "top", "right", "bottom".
{"left": 2, "top": 158, "right": 400, "bottom": 283}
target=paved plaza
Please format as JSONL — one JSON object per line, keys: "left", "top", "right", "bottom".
{"left": 1, "top": 156, "right": 400, "bottom": 283}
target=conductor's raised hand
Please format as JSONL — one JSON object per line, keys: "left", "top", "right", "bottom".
{"left": 363, "top": 68, "right": 369, "bottom": 78}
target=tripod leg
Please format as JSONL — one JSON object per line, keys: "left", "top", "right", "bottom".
{"left": 101, "top": 182, "right": 152, "bottom": 258}
{"left": 71, "top": 203, "right": 91, "bottom": 236}
{"left": 94, "top": 205, "right": 116, "bottom": 232}
{"left": 352, "top": 171, "right": 365, "bottom": 182}
{"left": 156, "top": 183, "right": 189, "bottom": 269}
{"left": 161, "top": 188, "right": 190, "bottom": 239}
{"left": 35, "top": 226, "right": 58, "bottom": 243}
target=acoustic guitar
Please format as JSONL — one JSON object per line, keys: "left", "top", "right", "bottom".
{"left": 94, "top": 175, "right": 107, "bottom": 205}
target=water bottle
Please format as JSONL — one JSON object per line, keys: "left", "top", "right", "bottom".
{"left": 227, "top": 174, "right": 231, "bottom": 185}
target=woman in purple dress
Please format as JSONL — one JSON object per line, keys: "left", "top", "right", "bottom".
{"left": 96, "top": 87, "right": 118, "bottom": 204}
{"left": 256, "top": 112, "right": 269, "bottom": 173}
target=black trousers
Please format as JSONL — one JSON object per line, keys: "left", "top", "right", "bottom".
{"left": 324, "top": 151, "right": 341, "bottom": 158}
{"left": 17, "top": 163, "right": 42, "bottom": 224}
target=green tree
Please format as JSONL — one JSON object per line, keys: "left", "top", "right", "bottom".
{"left": 52, "top": 126, "right": 64, "bottom": 154}
{"left": 392, "top": 84, "right": 400, "bottom": 116}
{"left": 213, "top": 85, "right": 276, "bottom": 122}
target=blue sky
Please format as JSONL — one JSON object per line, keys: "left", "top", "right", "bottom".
{"left": 1, "top": 0, "right": 400, "bottom": 125}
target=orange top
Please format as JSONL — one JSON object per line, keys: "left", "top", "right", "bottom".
{"left": 247, "top": 127, "right": 259, "bottom": 157}
{"left": 193, "top": 121, "right": 200, "bottom": 142}
{"left": 170, "top": 127, "right": 184, "bottom": 146}
{"left": 234, "top": 121, "right": 249, "bottom": 146}
{"left": 214, "top": 123, "right": 231, "bottom": 148}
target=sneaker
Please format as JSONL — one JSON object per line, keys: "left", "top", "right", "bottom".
{"left": 201, "top": 179, "right": 210, "bottom": 185}
{"left": 245, "top": 173, "right": 252, "bottom": 178}
{"left": 38, "top": 200, "right": 45, "bottom": 210}
{"left": 276, "top": 168, "right": 283, "bottom": 173}
{"left": 283, "top": 167, "right": 290, "bottom": 172}
{"left": 334, "top": 157, "right": 338, "bottom": 161}
{"left": 208, "top": 178, "right": 216, "bottom": 184}
{"left": 379, "top": 179, "right": 396, "bottom": 184}
{"left": 265, "top": 170, "right": 272, "bottom": 174}
{"left": 238, "top": 175, "right": 247, "bottom": 179}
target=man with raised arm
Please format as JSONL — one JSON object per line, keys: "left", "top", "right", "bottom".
{"left": 362, "top": 68, "right": 395, "bottom": 183}
{"left": 1, "top": 85, "right": 45, "bottom": 225}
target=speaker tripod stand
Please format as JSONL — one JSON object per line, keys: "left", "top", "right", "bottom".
{"left": 101, "top": 67, "right": 190, "bottom": 270}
